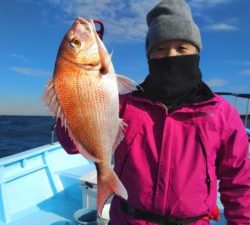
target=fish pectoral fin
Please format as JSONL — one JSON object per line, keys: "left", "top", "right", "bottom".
{"left": 44, "top": 80, "right": 68, "bottom": 128}
{"left": 117, "top": 75, "right": 138, "bottom": 94}
{"left": 97, "top": 170, "right": 128, "bottom": 215}
{"left": 112, "top": 118, "right": 127, "bottom": 152}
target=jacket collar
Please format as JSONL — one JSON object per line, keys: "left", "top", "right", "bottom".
{"left": 126, "top": 92, "right": 221, "bottom": 114}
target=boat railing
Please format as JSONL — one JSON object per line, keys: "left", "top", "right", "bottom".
{"left": 0, "top": 143, "right": 61, "bottom": 223}
{"left": 0, "top": 143, "right": 89, "bottom": 224}
{"left": 216, "top": 92, "right": 250, "bottom": 128}
{"left": 50, "top": 121, "right": 57, "bottom": 145}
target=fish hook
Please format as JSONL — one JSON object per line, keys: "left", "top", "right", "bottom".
{"left": 93, "top": 19, "right": 104, "bottom": 40}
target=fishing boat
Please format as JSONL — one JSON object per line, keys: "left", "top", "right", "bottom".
{"left": 0, "top": 93, "right": 249, "bottom": 225}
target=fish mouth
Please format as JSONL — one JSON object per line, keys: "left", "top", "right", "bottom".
{"left": 72, "top": 17, "right": 93, "bottom": 37}
{"left": 69, "top": 17, "right": 94, "bottom": 45}
{"left": 75, "top": 17, "right": 90, "bottom": 25}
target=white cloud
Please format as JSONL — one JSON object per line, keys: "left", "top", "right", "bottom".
{"left": 205, "top": 22, "right": 239, "bottom": 31}
{"left": 206, "top": 79, "right": 227, "bottom": 87}
{"left": 10, "top": 54, "right": 30, "bottom": 63}
{"left": 41, "top": 0, "right": 240, "bottom": 41}
{"left": 223, "top": 60, "right": 250, "bottom": 65}
{"left": 188, "top": 0, "right": 240, "bottom": 34}
{"left": 189, "top": 0, "right": 233, "bottom": 8}
{"left": 241, "top": 69, "right": 250, "bottom": 76}
{"left": 43, "top": 0, "right": 160, "bottom": 41}
{"left": 10, "top": 67, "right": 51, "bottom": 77}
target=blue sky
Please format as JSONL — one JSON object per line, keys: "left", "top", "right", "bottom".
{"left": 0, "top": 0, "right": 250, "bottom": 115}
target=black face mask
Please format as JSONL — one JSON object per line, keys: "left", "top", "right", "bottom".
{"left": 137, "top": 54, "right": 214, "bottom": 110}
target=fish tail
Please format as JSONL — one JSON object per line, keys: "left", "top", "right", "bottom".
{"left": 97, "top": 170, "right": 128, "bottom": 215}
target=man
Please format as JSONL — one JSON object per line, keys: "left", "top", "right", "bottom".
{"left": 57, "top": 0, "right": 250, "bottom": 224}
{"left": 108, "top": 0, "right": 250, "bottom": 224}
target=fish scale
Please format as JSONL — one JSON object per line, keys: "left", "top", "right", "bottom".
{"left": 57, "top": 73, "right": 113, "bottom": 154}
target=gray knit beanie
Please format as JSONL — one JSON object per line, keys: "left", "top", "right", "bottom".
{"left": 146, "top": 0, "right": 202, "bottom": 56}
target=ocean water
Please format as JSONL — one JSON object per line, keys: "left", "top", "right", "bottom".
{"left": 0, "top": 116, "right": 57, "bottom": 158}
{"left": 0, "top": 115, "right": 249, "bottom": 158}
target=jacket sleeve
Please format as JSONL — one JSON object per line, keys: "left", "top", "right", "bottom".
{"left": 55, "top": 94, "right": 129, "bottom": 154}
{"left": 217, "top": 108, "right": 250, "bottom": 225}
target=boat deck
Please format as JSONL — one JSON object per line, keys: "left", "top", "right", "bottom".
{"left": 0, "top": 186, "right": 226, "bottom": 225}
{"left": 0, "top": 188, "right": 81, "bottom": 225}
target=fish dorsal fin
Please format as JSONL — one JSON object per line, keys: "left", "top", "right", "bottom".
{"left": 117, "top": 75, "right": 138, "bottom": 94}
{"left": 112, "top": 119, "right": 127, "bottom": 152}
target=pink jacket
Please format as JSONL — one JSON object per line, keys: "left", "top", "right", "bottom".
{"left": 56, "top": 93, "right": 250, "bottom": 225}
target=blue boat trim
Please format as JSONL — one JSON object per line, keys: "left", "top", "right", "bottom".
{"left": 0, "top": 143, "right": 91, "bottom": 224}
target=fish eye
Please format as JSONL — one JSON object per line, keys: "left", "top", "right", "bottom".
{"left": 70, "top": 38, "right": 81, "bottom": 48}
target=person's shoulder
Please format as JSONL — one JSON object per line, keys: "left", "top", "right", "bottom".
{"left": 214, "top": 94, "right": 238, "bottom": 114}
{"left": 198, "top": 94, "right": 240, "bottom": 124}
{"left": 213, "top": 94, "right": 245, "bottom": 133}
{"left": 191, "top": 94, "right": 226, "bottom": 113}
